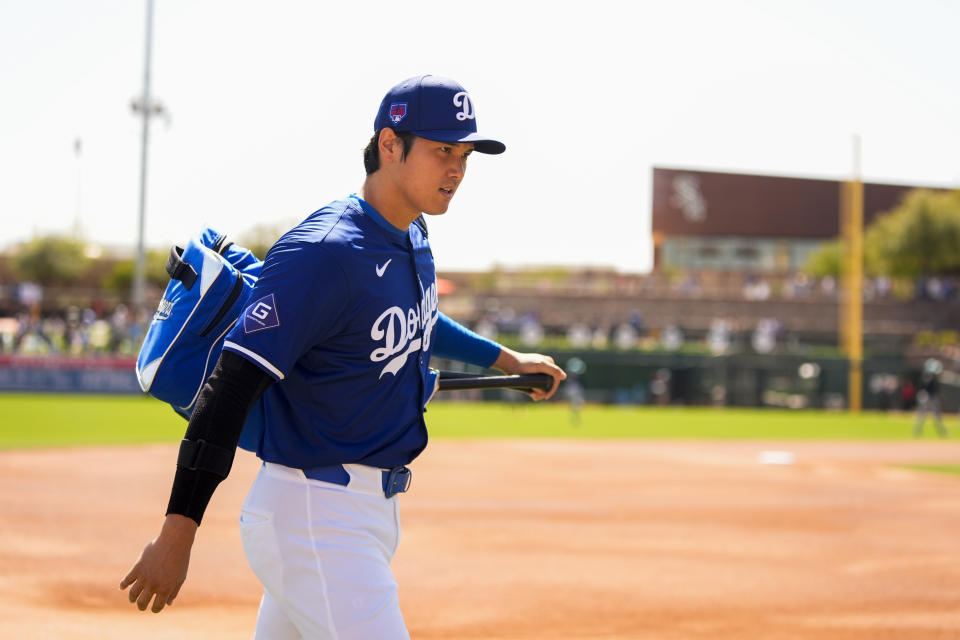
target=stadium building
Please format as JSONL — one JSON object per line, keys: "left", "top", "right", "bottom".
{"left": 651, "top": 166, "right": 923, "bottom": 273}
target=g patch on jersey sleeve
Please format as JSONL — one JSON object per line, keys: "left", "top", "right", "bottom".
{"left": 243, "top": 293, "right": 280, "bottom": 334}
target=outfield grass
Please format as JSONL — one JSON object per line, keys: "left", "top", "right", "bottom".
{"left": 430, "top": 403, "right": 921, "bottom": 440}
{"left": 0, "top": 393, "right": 186, "bottom": 448}
{"left": 896, "top": 464, "right": 960, "bottom": 477}
{"left": 0, "top": 393, "right": 929, "bottom": 450}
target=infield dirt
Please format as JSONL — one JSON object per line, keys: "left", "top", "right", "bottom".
{"left": 2, "top": 439, "right": 960, "bottom": 639}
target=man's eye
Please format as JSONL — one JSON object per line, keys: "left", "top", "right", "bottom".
{"left": 440, "top": 146, "right": 451, "bottom": 153}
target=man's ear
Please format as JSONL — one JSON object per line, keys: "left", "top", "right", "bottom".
{"left": 378, "top": 128, "right": 402, "bottom": 165}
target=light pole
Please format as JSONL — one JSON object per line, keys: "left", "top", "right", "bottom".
{"left": 73, "top": 137, "right": 82, "bottom": 236}
{"left": 131, "top": 0, "right": 166, "bottom": 319}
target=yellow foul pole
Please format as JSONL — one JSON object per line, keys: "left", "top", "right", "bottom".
{"left": 842, "top": 136, "right": 864, "bottom": 412}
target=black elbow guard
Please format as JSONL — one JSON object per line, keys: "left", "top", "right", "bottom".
{"left": 177, "top": 438, "right": 235, "bottom": 479}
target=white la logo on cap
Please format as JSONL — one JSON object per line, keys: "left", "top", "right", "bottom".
{"left": 453, "top": 91, "right": 474, "bottom": 121}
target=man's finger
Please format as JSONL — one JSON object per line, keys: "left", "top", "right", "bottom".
{"left": 544, "top": 377, "right": 562, "bottom": 399}
{"left": 127, "top": 581, "right": 143, "bottom": 603}
{"left": 540, "top": 368, "right": 565, "bottom": 401}
{"left": 151, "top": 592, "right": 169, "bottom": 613}
{"left": 120, "top": 562, "right": 141, "bottom": 590}
{"left": 136, "top": 587, "right": 155, "bottom": 611}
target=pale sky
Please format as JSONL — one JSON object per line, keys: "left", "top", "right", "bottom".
{"left": 1, "top": 0, "right": 958, "bottom": 273}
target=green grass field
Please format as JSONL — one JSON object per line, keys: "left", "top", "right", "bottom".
{"left": 0, "top": 392, "right": 938, "bottom": 450}
{"left": 896, "top": 464, "right": 960, "bottom": 477}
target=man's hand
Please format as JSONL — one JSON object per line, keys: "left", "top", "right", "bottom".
{"left": 120, "top": 514, "right": 198, "bottom": 613}
{"left": 492, "top": 347, "right": 567, "bottom": 401}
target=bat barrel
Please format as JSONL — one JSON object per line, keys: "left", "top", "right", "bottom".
{"left": 436, "top": 371, "right": 554, "bottom": 392}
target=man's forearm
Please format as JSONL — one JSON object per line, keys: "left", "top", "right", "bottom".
{"left": 166, "top": 351, "right": 274, "bottom": 524}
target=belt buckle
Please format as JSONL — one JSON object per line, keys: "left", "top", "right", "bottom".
{"left": 384, "top": 466, "right": 412, "bottom": 498}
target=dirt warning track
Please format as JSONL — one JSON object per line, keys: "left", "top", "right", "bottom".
{"left": 1, "top": 439, "right": 959, "bottom": 639}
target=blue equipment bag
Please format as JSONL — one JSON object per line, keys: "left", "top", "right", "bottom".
{"left": 136, "top": 228, "right": 263, "bottom": 426}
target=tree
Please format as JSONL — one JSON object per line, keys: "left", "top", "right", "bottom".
{"left": 11, "top": 235, "right": 90, "bottom": 285}
{"left": 868, "top": 189, "right": 960, "bottom": 278}
{"left": 102, "top": 249, "right": 169, "bottom": 293}
{"left": 803, "top": 239, "right": 843, "bottom": 278}
{"left": 236, "top": 220, "right": 296, "bottom": 260}
{"left": 804, "top": 189, "right": 960, "bottom": 278}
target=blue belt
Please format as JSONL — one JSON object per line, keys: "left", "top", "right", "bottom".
{"left": 302, "top": 463, "right": 412, "bottom": 498}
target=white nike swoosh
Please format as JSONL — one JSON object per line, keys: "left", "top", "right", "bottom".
{"left": 376, "top": 259, "right": 392, "bottom": 277}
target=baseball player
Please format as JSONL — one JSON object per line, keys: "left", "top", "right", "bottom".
{"left": 914, "top": 358, "right": 946, "bottom": 437}
{"left": 120, "top": 74, "right": 566, "bottom": 639}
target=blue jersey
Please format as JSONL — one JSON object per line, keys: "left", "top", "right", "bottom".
{"left": 223, "top": 196, "right": 438, "bottom": 470}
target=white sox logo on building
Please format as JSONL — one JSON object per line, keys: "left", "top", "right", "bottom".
{"left": 453, "top": 92, "right": 474, "bottom": 121}
{"left": 369, "top": 280, "right": 439, "bottom": 378}
{"left": 671, "top": 174, "right": 707, "bottom": 223}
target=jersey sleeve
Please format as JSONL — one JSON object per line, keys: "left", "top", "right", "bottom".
{"left": 223, "top": 240, "right": 349, "bottom": 380}
{"left": 432, "top": 312, "right": 502, "bottom": 369}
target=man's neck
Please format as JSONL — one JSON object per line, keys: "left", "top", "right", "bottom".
{"left": 359, "top": 175, "right": 419, "bottom": 231}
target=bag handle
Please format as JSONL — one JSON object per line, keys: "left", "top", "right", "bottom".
{"left": 212, "top": 234, "right": 234, "bottom": 256}
{"left": 165, "top": 246, "right": 199, "bottom": 290}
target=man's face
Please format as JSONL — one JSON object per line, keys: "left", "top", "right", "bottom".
{"left": 391, "top": 136, "right": 474, "bottom": 216}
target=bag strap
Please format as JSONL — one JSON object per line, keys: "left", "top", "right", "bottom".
{"left": 165, "top": 246, "right": 199, "bottom": 290}
{"left": 212, "top": 234, "right": 234, "bottom": 256}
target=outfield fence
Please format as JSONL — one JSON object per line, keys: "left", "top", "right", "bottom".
{"left": 2, "top": 352, "right": 956, "bottom": 414}
{"left": 0, "top": 355, "right": 141, "bottom": 394}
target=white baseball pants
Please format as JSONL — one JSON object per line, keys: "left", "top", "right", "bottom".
{"left": 239, "top": 461, "right": 409, "bottom": 640}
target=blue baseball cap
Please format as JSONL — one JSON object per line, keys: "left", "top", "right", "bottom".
{"left": 374, "top": 75, "right": 505, "bottom": 155}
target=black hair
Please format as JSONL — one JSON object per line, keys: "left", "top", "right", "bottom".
{"left": 363, "top": 129, "right": 416, "bottom": 175}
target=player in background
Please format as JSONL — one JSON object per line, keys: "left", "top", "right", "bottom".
{"left": 914, "top": 358, "right": 946, "bottom": 438}
{"left": 120, "top": 75, "right": 565, "bottom": 639}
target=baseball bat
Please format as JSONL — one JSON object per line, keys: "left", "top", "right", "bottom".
{"left": 436, "top": 371, "right": 554, "bottom": 393}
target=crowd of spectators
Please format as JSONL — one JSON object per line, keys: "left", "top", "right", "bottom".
{"left": 468, "top": 304, "right": 796, "bottom": 359}
{"left": 3, "top": 279, "right": 958, "bottom": 415}
{"left": 661, "top": 272, "right": 960, "bottom": 303}
{"left": 2, "top": 269, "right": 959, "bottom": 360}
{"left": 1, "top": 293, "right": 787, "bottom": 361}
{"left": 0, "top": 303, "right": 145, "bottom": 357}
{"left": 0, "top": 280, "right": 150, "bottom": 356}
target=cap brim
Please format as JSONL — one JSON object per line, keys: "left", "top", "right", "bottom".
{"left": 412, "top": 129, "right": 506, "bottom": 155}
